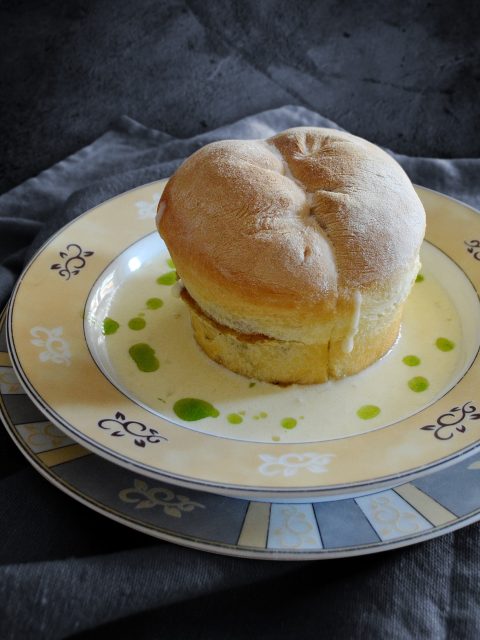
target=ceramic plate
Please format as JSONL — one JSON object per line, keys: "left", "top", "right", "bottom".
{"left": 2, "top": 313, "right": 480, "bottom": 559}
{"left": 6, "top": 181, "right": 480, "bottom": 499}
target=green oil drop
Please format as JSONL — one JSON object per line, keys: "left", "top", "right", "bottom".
{"left": 174, "top": 398, "right": 220, "bottom": 421}
{"left": 227, "top": 413, "right": 243, "bottom": 424}
{"left": 146, "top": 297, "right": 164, "bottom": 310}
{"left": 128, "top": 317, "right": 146, "bottom": 331}
{"left": 281, "top": 417, "right": 297, "bottom": 430}
{"left": 356, "top": 405, "right": 381, "bottom": 420}
{"left": 408, "top": 376, "right": 429, "bottom": 392}
{"left": 103, "top": 317, "right": 119, "bottom": 335}
{"left": 415, "top": 274, "right": 424, "bottom": 283}
{"left": 128, "top": 343, "right": 159, "bottom": 372}
{"left": 156, "top": 271, "right": 178, "bottom": 286}
{"left": 436, "top": 337, "right": 455, "bottom": 352}
{"left": 402, "top": 355, "right": 421, "bottom": 367}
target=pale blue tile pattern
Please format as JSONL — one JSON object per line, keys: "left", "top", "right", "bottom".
{"left": 0, "top": 366, "right": 23, "bottom": 394}
{"left": 355, "top": 490, "right": 432, "bottom": 541}
{"left": 267, "top": 504, "right": 322, "bottom": 550}
{"left": 16, "top": 421, "right": 75, "bottom": 453}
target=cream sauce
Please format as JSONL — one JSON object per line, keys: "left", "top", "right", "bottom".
{"left": 341, "top": 290, "right": 362, "bottom": 353}
{"left": 92, "top": 239, "right": 468, "bottom": 444}
{"left": 171, "top": 278, "right": 184, "bottom": 299}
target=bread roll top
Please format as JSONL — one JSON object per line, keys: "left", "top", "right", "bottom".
{"left": 157, "top": 127, "right": 425, "bottom": 344}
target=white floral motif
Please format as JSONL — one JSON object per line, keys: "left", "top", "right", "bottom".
{"left": 119, "top": 478, "right": 205, "bottom": 518}
{"left": 0, "top": 369, "right": 22, "bottom": 393}
{"left": 30, "top": 326, "right": 71, "bottom": 365}
{"left": 135, "top": 193, "right": 160, "bottom": 219}
{"left": 272, "top": 506, "right": 318, "bottom": 548}
{"left": 24, "top": 423, "right": 72, "bottom": 450}
{"left": 369, "top": 496, "right": 423, "bottom": 536}
{"left": 355, "top": 490, "right": 432, "bottom": 541}
{"left": 258, "top": 452, "right": 335, "bottom": 477}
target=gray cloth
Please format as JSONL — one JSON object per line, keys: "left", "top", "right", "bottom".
{"left": 0, "top": 106, "right": 479, "bottom": 639}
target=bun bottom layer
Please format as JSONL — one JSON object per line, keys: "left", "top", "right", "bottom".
{"left": 182, "top": 291, "right": 403, "bottom": 385}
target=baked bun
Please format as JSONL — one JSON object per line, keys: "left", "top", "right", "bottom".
{"left": 157, "top": 127, "right": 425, "bottom": 384}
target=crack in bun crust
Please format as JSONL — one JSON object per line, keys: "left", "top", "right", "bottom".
{"left": 157, "top": 127, "right": 425, "bottom": 384}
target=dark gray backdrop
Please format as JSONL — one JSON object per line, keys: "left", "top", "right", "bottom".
{"left": 2, "top": 0, "right": 480, "bottom": 194}
{"left": 1, "top": 1, "right": 480, "bottom": 639}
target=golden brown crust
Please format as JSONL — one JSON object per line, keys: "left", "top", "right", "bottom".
{"left": 185, "top": 289, "right": 402, "bottom": 385}
{"left": 157, "top": 127, "right": 425, "bottom": 383}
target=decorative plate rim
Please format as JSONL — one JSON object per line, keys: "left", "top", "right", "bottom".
{"left": 5, "top": 181, "right": 480, "bottom": 499}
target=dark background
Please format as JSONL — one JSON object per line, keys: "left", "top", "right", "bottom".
{"left": 2, "top": 0, "right": 480, "bottom": 195}
{"left": 1, "top": 1, "right": 480, "bottom": 638}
